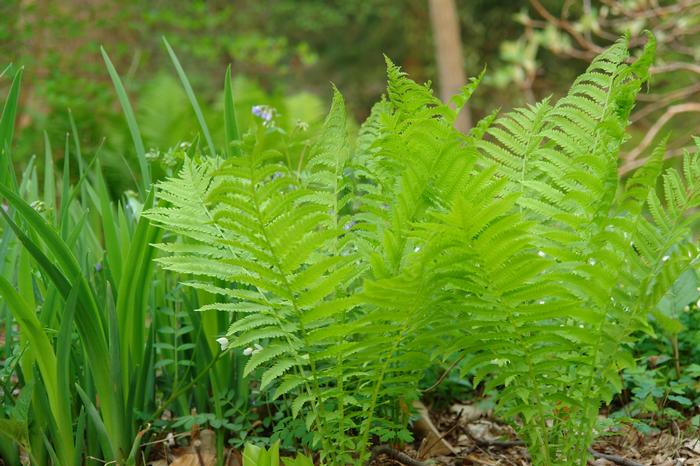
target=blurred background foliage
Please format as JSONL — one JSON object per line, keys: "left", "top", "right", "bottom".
{"left": 0, "top": 0, "right": 553, "bottom": 192}
{"left": 1, "top": 0, "right": 699, "bottom": 189}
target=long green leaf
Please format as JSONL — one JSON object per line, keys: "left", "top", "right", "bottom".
{"left": 116, "top": 190, "right": 158, "bottom": 391}
{"left": 0, "top": 184, "right": 126, "bottom": 459}
{"left": 0, "top": 276, "right": 73, "bottom": 465}
{"left": 0, "top": 67, "right": 22, "bottom": 190}
{"left": 224, "top": 64, "right": 242, "bottom": 157}
{"left": 75, "top": 384, "right": 115, "bottom": 460}
{"left": 42, "top": 132, "right": 56, "bottom": 223}
{"left": 100, "top": 47, "right": 150, "bottom": 195}
{"left": 162, "top": 37, "right": 217, "bottom": 156}
{"left": 95, "top": 162, "right": 122, "bottom": 285}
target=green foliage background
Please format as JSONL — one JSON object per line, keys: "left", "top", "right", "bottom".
{"left": 0, "top": 0, "right": 575, "bottom": 187}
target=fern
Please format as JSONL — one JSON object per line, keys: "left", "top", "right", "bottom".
{"left": 147, "top": 33, "right": 699, "bottom": 466}
{"left": 422, "top": 34, "right": 700, "bottom": 465}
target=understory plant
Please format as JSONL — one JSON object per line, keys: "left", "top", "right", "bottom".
{"left": 2, "top": 31, "right": 699, "bottom": 466}
{"left": 147, "top": 32, "right": 700, "bottom": 465}
{"left": 243, "top": 441, "right": 313, "bottom": 466}
{"left": 0, "top": 47, "right": 245, "bottom": 465}
{"left": 431, "top": 33, "right": 700, "bottom": 464}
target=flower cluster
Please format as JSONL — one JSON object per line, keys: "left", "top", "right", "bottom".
{"left": 215, "top": 337, "right": 263, "bottom": 356}
{"left": 252, "top": 105, "right": 277, "bottom": 127}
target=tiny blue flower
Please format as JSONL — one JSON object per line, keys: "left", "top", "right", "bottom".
{"left": 251, "top": 105, "right": 275, "bottom": 126}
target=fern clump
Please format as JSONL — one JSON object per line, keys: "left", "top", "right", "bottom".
{"left": 147, "top": 34, "right": 698, "bottom": 465}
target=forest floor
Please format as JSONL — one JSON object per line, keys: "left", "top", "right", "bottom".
{"left": 151, "top": 401, "right": 700, "bottom": 466}
{"left": 368, "top": 401, "right": 700, "bottom": 466}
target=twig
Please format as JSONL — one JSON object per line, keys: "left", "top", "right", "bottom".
{"left": 588, "top": 448, "right": 644, "bottom": 466}
{"left": 194, "top": 439, "right": 205, "bottom": 466}
{"left": 460, "top": 433, "right": 644, "bottom": 466}
{"left": 367, "top": 445, "right": 427, "bottom": 466}
{"left": 632, "top": 83, "right": 700, "bottom": 119}
{"left": 624, "top": 102, "right": 700, "bottom": 162}
{"left": 651, "top": 63, "right": 700, "bottom": 76}
{"left": 460, "top": 425, "right": 525, "bottom": 448}
{"left": 422, "top": 354, "right": 465, "bottom": 392}
{"left": 529, "top": 0, "right": 604, "bottom": 54}
{"left": 619, "top": 145, "right": 691, "bottom": 175}
{"left": 419, "top": 410, "right": 462, "bottom": 459}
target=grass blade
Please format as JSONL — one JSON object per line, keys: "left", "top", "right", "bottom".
{"left": 224, "top": 64, "right": 242, "bottom": 157}
{"left": 100, "top": 47, "right": 150, "bottom": 195}
{"left": 75, "top": 384, "right": 115, "bottom": 460}
{"left": 0, "top": 276, "right": 73, "bottom": 465}
{"left": 162, "top": 37, "right": 217, "bottom": 156}
{"left": 95, "top": 162, "right": 123, "bottom": 285}
{"left": 0, "top": 184, "right": 126, "bottom": 460}
{"left": 116, "top": 190, "right": 159, "bottom": 389}
{"left": 0, "top": 67, "right": 22, "bottom": 190}
{"left": 42, "top": 132, "right": 56, "bottom": 223}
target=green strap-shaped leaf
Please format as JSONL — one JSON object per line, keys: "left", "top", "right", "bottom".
{"left": 101, "top": 47, "right": 151, "bottom": 195}
{"left": 0, "top": 276, "right": 74, "bottom": 465}
{"left": 224, "top": 64, "right": 242, "bottom": 157}
{"left": 163, "top": 37, "right": 217, "bottom": 156}
{"left": 0, "top": 183, "right": 127, "bottom": 459}
{"left": 0, "top": 67, "right": 22, "bottom": 190}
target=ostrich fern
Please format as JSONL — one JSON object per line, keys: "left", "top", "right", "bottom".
{"left": 422, "top": 34, "right": 700, "bottom": 464}
{"left": 147, "top": 34, "right": 698, "bottom": 465}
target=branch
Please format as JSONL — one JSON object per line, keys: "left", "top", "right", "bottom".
{"left": 619, "top": 146, "right": 691, "bottom": 175}
{"left": 651, "top": 63, "right": 700, "bottom": 76}
{"left": 599, "top": 0, "right": 700, "bottom": 23}
{"left": 529, "top": 0, "right": 604, "bottom": 54}
{"left": 624, "top": 103, "right": 700, "bottom": 162}
{"left": 421, "top": 354, "right": 465, "bottom": 392}
{"left": 632, "top": 83, "right": 700, "bottom": 120}
{"left": 367, "top": 446, "right": 427, "bottom": 466}
{"left": 588, "top": 448, "right": 644, "bottom": 466}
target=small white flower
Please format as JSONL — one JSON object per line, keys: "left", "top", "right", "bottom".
{"left": 243, "top": 347, "right": 254, "bottom": 356}
{"left": 588, "top": 258, "right": 596, "bottom": 266}
{"left": 166, "top": 432, "right": 175, "bottom": 447}
{"left": 216, "top": 337, "right": 229, "bottom": 351}
{"left": 537, "top": 251, "right": 546, "bottom": 257}
{"left": 662, "top": 255, "right": 670, "bottom": 262}
{"left": 490, "top": 358, "right": 510, "bottom": 367}
{"left": 253, "top": 343, "right": 263, "bottom": 355}
{"left": 413, "top": 246, "right": 421, "bottom": 253}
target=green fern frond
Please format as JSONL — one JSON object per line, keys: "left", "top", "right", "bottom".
{"left": 146, "top": 33, "right": 700, "bottom": 466}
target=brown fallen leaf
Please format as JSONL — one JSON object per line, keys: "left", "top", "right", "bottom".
{"left": 147, "top": 461, "right": 168, "bottom": 466}
{"left": 684, "top": 438, "right": 700, "bottom": 455}
{"left": 412, "top": 401, "right": 457, "bottom": 458}
{"left": 449, "top": 403, "right": 488, "bottom": 424}
{"left": 169, "top": 429, "right": 217, "bottom": 466}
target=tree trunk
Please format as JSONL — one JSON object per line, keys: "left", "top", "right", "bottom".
{"left": 428, "top": 0, "right": 471, "bottom": 132}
